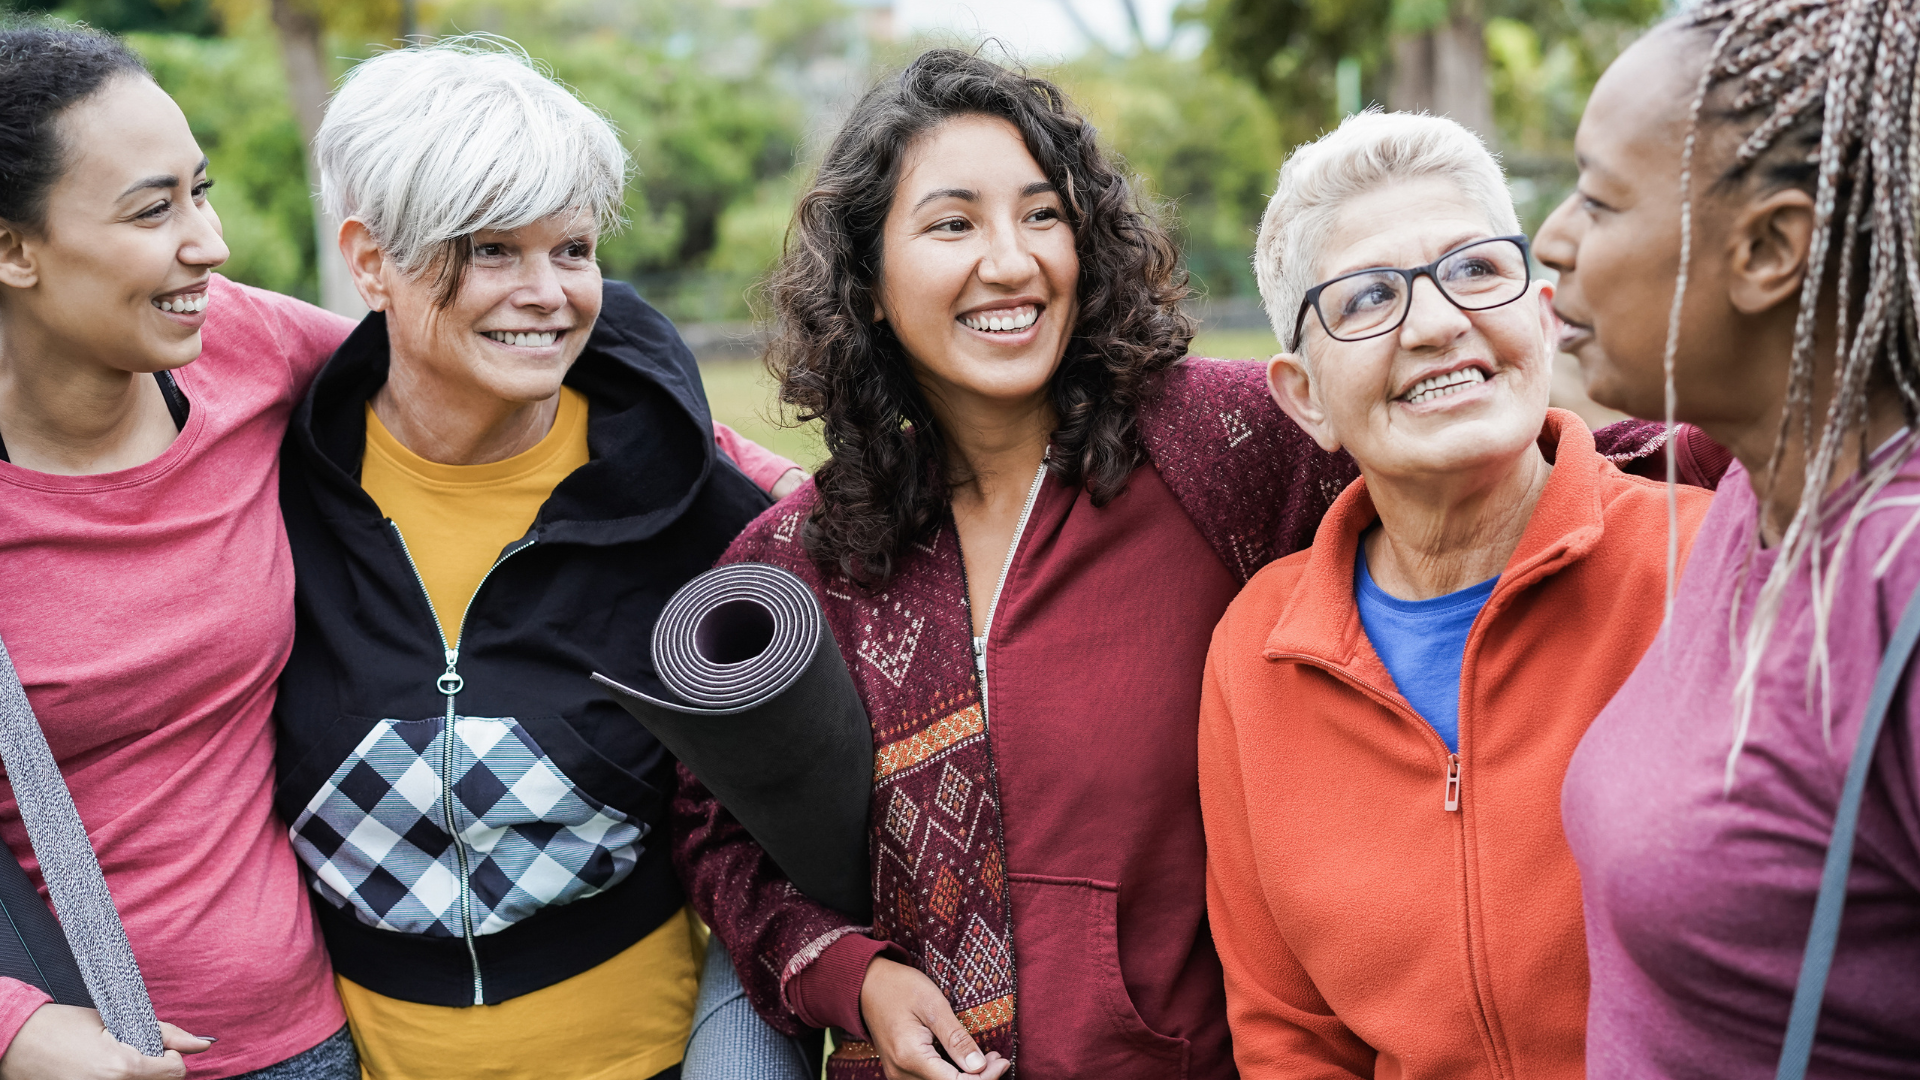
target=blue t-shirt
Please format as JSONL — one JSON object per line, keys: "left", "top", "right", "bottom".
{"left": 1354, "top": 549, "right": 1497, "bottom": 752}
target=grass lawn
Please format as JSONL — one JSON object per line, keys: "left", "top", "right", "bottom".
{"left": 699, "top": 328, "right": 1284, "bottom": 472}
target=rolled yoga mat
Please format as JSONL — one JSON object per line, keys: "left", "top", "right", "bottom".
{"left": 592, "top": 563, "right": 874, "bottom": 921}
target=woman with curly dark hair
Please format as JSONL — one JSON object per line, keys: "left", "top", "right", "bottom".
{"left": 671, "top": 50, "right": 1673, "bottom": 1080}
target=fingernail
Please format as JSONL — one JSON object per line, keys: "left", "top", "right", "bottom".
{"left": 196, "top": 1036, "right": 217, "bottom": 1043}
{"left": 965, "top": 1051, "right": 984, "bottom": 1071}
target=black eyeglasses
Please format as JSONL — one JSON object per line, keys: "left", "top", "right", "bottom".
{"left": 1290, "top": 235, "right": 1533, "bottom": 351}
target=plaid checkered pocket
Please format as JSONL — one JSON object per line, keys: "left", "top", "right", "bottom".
{"left": 289, "top": 717, "right": 645, "bottom": 937}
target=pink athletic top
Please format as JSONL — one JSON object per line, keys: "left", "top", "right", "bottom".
{"left": 0, "top": 276, "right": 353, "bottom": 1076}
{"left": 1564, "top": 458, "right": 1920, "bottom": 1078}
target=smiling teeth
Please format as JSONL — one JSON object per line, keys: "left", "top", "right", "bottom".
{"left": 153, "top": 294, "right": 207, "bottom": 314}
{"left": 486, "top": 331, "right": 558, "bottom": 347}
{"left": 1405, "top": 368, "right": 1488, "bottom": 404}
{"left": 960, "top": 305, "right": 1038, "bottom": 333}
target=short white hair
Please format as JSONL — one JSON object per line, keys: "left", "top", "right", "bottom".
{"left": 317, "top": 34, "right": 628, "bottom": 279}
{"left": 1255, "top": 110, "right": 1519, "bottom": 352}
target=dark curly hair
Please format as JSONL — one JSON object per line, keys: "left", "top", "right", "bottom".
{"left": 767, "top": 48, "right": 1193, "bottom": 586}
{"left": 0, "top": 23, "right": 149, "bottom": 229}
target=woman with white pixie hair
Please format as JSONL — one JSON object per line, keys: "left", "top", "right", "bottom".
{"left": 272, "top": 38, "right": 807, "bottom": 1079}
{"left": 1198, "top": 110, "right": 1720, "bottom": 1077}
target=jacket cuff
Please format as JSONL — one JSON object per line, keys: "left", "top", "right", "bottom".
{"left": 0, "top": 979, "right": 52, "bottom": 1058}
{"left": 783, "top": 934, "right": 906, "bottom": 1040}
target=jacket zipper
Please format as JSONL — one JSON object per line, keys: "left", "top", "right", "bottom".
{"left": 1266, "top": 650, "right": 1506, "bottom": 1075}
{"left": 970, "top": 458, "right": 1049, "bottom": 714}
{"left": 388, "top": 521, "right": 537, "bottom": 1006}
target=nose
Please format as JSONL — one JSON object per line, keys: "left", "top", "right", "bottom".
{"left": 1397, "top": 274, "right": 1472, "bottom": 348}
{"left": 181, "top": 198, "right": 229, "bottom": 271}
{"left": 513, "top": 252, "right": 568, "bottom": 312}
{"left": 976, "top": 218, "right": 1041, "bottom": 288}
{"left": 1534, "top": 192, "right": 1581, "bottom": 276}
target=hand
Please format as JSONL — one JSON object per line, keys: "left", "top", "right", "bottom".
{"left": 858, "top": 957, "right": 1009, "bottom": 1080}
{"left": 770, "top": 467, "right": 808, "bottom": 501}
{"left": 0, "top": 1004, "right": 212, "bottom": 1080}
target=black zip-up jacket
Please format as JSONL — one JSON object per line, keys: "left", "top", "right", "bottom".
{"left": 273, "top": 282, "right": 769, "bottom": 1006}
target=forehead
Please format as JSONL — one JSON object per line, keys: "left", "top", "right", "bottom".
{"left": 1317, "top": 177, "right": 1498, "bottom": 278}
{"left": 1578, "top": 28, "right": 1707, "bottom": 183}
{"left": 895, "top": 115, "right": 1047, "bottom": 200}
{"left": 55, "top": 77, "right": 201, "bottom": 202}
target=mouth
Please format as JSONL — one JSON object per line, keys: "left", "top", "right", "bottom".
{"left": 957, "top": 303, "right": 1040, "bottom": 334}
{"left": 1553, "top": 307, "right": 1594, "bottom": 351}
{"left": 1398, "top": 363, "right": 1491, "bottom": 405}
{"left": 151, "top": 287, "right": 208, "bottom": 315}
{"left": 482, "top": 329, "right": 564, "bottom": 348}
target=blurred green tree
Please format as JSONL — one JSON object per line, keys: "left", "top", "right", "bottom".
{"left": 1052, "top": 49, "right": 1286, "bottom": 299}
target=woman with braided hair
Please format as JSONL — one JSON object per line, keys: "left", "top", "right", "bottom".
{"left": 1537, "top": 0, "right": 1920, "bottom": 1074}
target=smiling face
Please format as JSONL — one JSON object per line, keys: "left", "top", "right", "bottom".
{"left": 1270, "top": 177, "right": 1555, "bottom": 483}
{"left": 0, "top": 75, "right": 229, "bottom": 374}
{"left": 357, "top": 211, "right": 603, "bottom": 406}
{"left": 872, "top": 115, "right": 1079, "bottom": 426}
{"left": 1534, "top": 26, "right": 1756, "bottom": 423}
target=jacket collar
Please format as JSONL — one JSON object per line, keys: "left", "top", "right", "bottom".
{"left": 1263, "top": 409, "right": 1611, "bottom": 671}
{"left": 289, "top": 280, "right": 721, "bottom": 547}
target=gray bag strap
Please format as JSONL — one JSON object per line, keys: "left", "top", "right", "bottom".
{"left": 0, "top": 636, "right": 163, "bottom": 1056}
{"left": 1774, "top": 579, "right": 1920, "bottom": 1079}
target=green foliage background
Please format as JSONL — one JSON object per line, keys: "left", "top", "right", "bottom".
{"left": 3, "top": 0, "right": 1669, "bottom": 320}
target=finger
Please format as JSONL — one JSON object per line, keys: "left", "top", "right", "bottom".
{"left": 129, "top": 1048, "right": 187, "bottom": 1079}
{"left": 921, "top": 1004, "right": 985, "bottom": 1075}
{"left": 980, "top": 1054, "right": 1011, "bottom": 1080}
{"left": 158, "top": 1022, "right": 214, "bottom": 1055}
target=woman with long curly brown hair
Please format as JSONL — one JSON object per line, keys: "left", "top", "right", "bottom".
{"left": 672, "top": 49, "right": 1674, "bottom": 1080}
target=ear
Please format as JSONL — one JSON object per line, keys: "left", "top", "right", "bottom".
{"left": 0, "top": 219, "right": 38, "bottom": 291}
{"left": 1726, "top": 187, "right": 1815, "bottom": 315}
{"left": 1268, "top": 351, "right": 1339, "bottom": 453}
{"left": 339, "top": 219, "right": 392, "bottom": 313}
{"left": 1533, "top": 279, "right": 1557, "bottom": 345}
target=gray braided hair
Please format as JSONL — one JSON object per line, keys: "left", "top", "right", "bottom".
{"left": 1662, "top": 0, "right": 1919, "bottom": 785}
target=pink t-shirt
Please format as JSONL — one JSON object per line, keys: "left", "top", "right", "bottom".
{"left": 0, "top": 275, "right": 353, "bottom": 1075}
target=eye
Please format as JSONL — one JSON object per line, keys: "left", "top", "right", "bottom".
{"left": 1341, "top": 280, "right": 1400, "bottom": 317}
{"left": 136, "top": 200, "right": 171, "bottom": 222}
{"left": 473, "top": 242, "right": 508, "bottom": 258}
{"left": 1444, "top": 257, "right": 1498, "bottom": 281}
{"left": 563, "top": 239, "right": 593, "bottom": 259}
{"left": 929, "top": 218, "right": 970, "bottom": 234}
{"left": 1577, "top": 190, "right": 1611, "bottom": 214}
{"left": 192, "top": 179, "right": 215, "bottom": 201}
{"left": 1027, "top": 207, "right": 1059, "bottom": 223}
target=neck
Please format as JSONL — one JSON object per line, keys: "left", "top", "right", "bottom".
{"left": 1361, "top": 443, "right": 1551, "bottom": 600}
{"left": 1691, "top": 326, "right": 1909, "bottom": 547}
{"left": 931, "top": 388, "right": 1056, "bottom": 512}
{"left": 0, "top": 311, "right": 175, "bottom": 475}
{"left": 372, "top": 350, "right": 559, "bottom": 466}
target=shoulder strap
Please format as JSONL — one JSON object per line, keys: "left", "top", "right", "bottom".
{"left": 1774, "top": 579, "right": 1920, "bottom": 1079}
{"left": 0, "top": 637, "right": 162, "bottom": 1054}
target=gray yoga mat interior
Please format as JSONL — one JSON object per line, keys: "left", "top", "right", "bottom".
{"left": 594, "top": 562, "right": 874, "bottom": 921}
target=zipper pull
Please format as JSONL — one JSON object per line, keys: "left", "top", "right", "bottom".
{"left": 1444, "top": 753, "right": 1461, "bottom": 812}
{"left": 437, "top": 647, "right": 464, "bottom": 696}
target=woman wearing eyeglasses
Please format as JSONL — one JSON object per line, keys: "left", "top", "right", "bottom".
{"left": 1197, "top": 110, "right": 1718, "bottom": 1078}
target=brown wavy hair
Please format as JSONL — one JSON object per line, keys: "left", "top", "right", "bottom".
{"left": 766, "top": 48, "right": 1193, "bottom": 586}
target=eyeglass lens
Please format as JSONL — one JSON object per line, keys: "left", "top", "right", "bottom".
{"left": 1317, "top": 238, "right": 1528, "bottom": 342}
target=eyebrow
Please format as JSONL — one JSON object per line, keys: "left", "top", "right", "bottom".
{"left": 119, "top": 157, "right": 209, "bottom": 199}
{"left": 911, "top": 180, "right": 1058, "bottom": 212}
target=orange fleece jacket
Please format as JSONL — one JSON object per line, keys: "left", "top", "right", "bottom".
{"left": 1199, "top": 411, "right": 1712, "bottom": 1080}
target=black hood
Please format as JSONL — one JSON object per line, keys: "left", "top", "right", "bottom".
{"left": 289, "top": 279, "right": 723, "bottom": 548}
